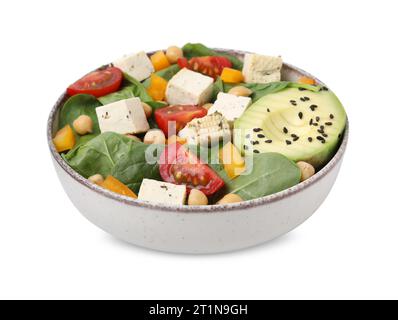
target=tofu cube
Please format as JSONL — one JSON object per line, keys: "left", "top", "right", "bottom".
{"left": 96, "top": 97, "right": 149, "bottom": 134}
{"left": 208, "top": 92, "right": 251, "bottom": 122}
{"left": 138, "top": 179, "right": 187, "bottom": 205}
{"left": 242, "top": 53, "right": 283, "bottom": 84}
{"left": 113, "top": 51, "right": 154, "bottom": 81}
{"left": 166, "top": 68, "right": 214, "bottom": 105}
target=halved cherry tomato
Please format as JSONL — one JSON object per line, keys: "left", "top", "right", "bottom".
{"left": 177, "top": 56, "right": 232, "bottom": 79}
{"left": 154, "top": 105, "right": 207, "bottom": 137}
{"left": 159, "top": 143, "right": 225, "bottom": 196}
{"left": 67, "top": 67, "right": 123, "bottom": 98}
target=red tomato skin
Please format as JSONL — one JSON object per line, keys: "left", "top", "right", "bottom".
{"left": 67, "top": 67, "right": 123, "bottom": 98}
{"left": 159, "top": 143, "right": 225, "bottom": 196}
{"left": 154, "top": 105, "right": 207, "bottom": 137}
{"left": 178, "top": 56, "right": 232, "bottom": 79}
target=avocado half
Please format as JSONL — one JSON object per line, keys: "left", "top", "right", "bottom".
{"left": 233, "top": 87, "right": 347, "bottom": 169}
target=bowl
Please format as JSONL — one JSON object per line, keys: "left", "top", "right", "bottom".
{"left": 47, "top": 49, "right": 349, "bottom": 254}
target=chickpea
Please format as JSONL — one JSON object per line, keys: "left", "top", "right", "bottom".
{"left": 217, "top": 193, "right": 243, "bottom": 204}
{"left": 188, "top": 189, "right": 208, "bottom": 205}
{"left": 143, "top": 129, "right": 166, "bottom": 145}
{"left": 88, "top": 174, "right": 104, "bottom": 185}
{"left": 296, "top": 161, "right": 315, "bottom": 181}
{"left": 125, "top": 134, "right": 141, "bottom": 142}
{"left": 166, "top": 46, "right": 183, "bottom": 64}
{"left": 73, "top": 115, "right": 93, "bottom": 135}
{"left": 141, "top": 102, "right": 152, "bottom": 118}
{"left": 202, "top": 103, "right": 213, "bottom": 110}
{"left": 228, "top": 86, "right": 253, "bottom": 97}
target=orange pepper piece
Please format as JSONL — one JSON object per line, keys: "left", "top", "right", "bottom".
{"left": 101, "top": 176, "right": 137, "bottom": 199}
{"left": 53, "top": 125, "right": 76, "bottom": 152}
{"left": 219, "top": 142, "right": 246, "bottom": 179}
{"left": 150, "top": 51, "right": 171, "bottom": 72}
{"left": 298, "top": 76, "right": 316, "bottom": 85}
{"left": 220, "top": 68, "right": 244, "bottom": 84}
{"left": 147, "top": 74, "right": 168, "bottom": 101}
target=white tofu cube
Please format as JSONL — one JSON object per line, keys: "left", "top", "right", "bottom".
{"left": 96, "top": 97, "right": 149, "bottom": 134}
{"left": 242, "top": 53, "right": 283, "bottom": 84}
{"left": 166, "top": 68, "right": 214, "bottom": 106}
{"left": 138, "top": 179, "right": 187, "bottom": 205}
{"left": 113, "top": 51, "right": 154, "bottom": 81}
{"left": 208, "top": 92, "right": 251, "bottom": 122}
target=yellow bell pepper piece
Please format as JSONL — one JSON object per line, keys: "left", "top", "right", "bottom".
{"left": 150, "top": 51, "right": 171, "bottom": 71}
{"left": 100, "top": 176, "right": 137, "bottom": 199}
{"left": 219, "top": 142, "right": 246, "bottom": 179}
{"left": 53, "top": 125, "right": 76, "bottom": 152}
{"left": 298, "top": 76, "right": 316, "bottom": 85}
{"left": 147, "top": 74, "right": 168, "bottom": 101}
{"left": 220, "top": 68, "right": 244, "bottom": 84}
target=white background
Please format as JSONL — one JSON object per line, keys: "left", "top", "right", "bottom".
{"left": 0, "top": 0, "right": 397, "bottom": 300}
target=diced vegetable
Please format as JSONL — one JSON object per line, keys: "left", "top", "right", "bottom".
{"left": 53, "top": 125, "right": 76, "bottom": 152}
{"left": 298, "top": 76, "right": 316, "bottom": 85}
{"left": 219, "top": 142, "right": 246, "bottom": 179}
{"left": 147, "top": 74, "right": 168, "bottom": 101}
{"left": 150, "top": 51, "right": 171, "bottom": 72}
{"left": 167, "top": 135, "right": 187, "bottom": 145}
{"left": 220, "top": 68, "right": 244, "bottom": 83}
{"left": 100, "top": 175, "right": 137, "bottom": 198}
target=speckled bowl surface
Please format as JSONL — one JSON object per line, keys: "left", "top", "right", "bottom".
{"left": 47, "top": 48, "right": 349, "bottom": 254}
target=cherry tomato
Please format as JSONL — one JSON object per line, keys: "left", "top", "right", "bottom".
{"left": 177, "top": 56, "right": 232, "bottom": 79}
{"left": 67, "top": 67, "right": 123, "bottom": 98}
{"left": 154, "top": 105, "right": 207, "bottom": 137}
{"left": 159, "top": 143, "right": 225, "bottom": 196}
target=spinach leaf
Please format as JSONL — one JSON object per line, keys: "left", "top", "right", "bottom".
{"left": 222, "top": 153, "right": 301, "bottom": 200}
{"left": 59, "top": 94, "right": 102, "bottom": 133}
{"left": 221, "top": 81, "right": 320, "bottom": 102}
{"left": 63, "top": 132, "right": 138, "bottom": 178}
{"left": 143, "top": 64, "right": 181, "bottom": 87}
{"left": 212, "top": 77, "right": 225, "bottom": 101}
{"left": 122, "top": 73, "right": 153, "bottom": 102}
{"left": 182, "top": 43, "right": 243, "bottom": 70}
{"left": 98, "top": 86, "right": 137, "bottom": 105}
{"left": 111, "top": 144, "right": 165, "bottom": 193}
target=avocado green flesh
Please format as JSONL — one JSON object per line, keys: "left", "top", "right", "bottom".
{"left": 234, "top": 87, "right": 346, "bottom": 169}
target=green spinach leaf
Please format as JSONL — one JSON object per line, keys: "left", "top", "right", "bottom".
{"left": 98, "top": 86, "right": 137, "bottom": 105}
{"left": 59, "top": 94, "right": 102, "bottom": 133}
{"left": 122, "top": 73, "right": 153, "bottom": 102}
{"left": 111, "top": 144, "right": 165, "bottom": 193}
{"left": 143, "top": 64, "right": 181, "bottom": 87}
{"left": 182, "top": 43, "right": 243, "bottom": 70}
{"left": 63, "top": 132, "right": 138, "bottom": 178}
{"left": 222, "top": 152, "right": 301, "bottom": 200}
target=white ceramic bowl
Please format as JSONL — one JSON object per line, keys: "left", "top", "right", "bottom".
{"left": 47, "top": 49, "right": 349, "bottom": 254}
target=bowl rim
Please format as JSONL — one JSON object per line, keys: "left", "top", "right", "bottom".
{"left": 47, "top": 48, "right": 349, "bottom": 213}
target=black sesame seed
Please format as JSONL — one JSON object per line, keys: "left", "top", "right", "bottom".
{"left": 253, "top": 150, "right": 260, "bottom": 154}
{"left": 257, "top": 134, "right": 265, "bottom": 138}
{"left": 304, "top": 96, "right": 310, "bottom": 101}
{"left": 316, "top": 116, "right": 320, "bottom": 122}
{"left": 250, "top": 141, "right": 259, "bottom": 145}
{"left": 291, "top": 134, "right": 298, "bottom": 138}
{"left": 265, "top": 139, "right": 273, "bottom": 143}
{"left": 293, "top": 136, "right": 299, "bottom": 141}
{"left": 290, "top": 100, "right": 297, "bottom": 106}
{"left": 300, "top": 97, "right": 306, "bottom": 102}
{"left": 317, "top": 129, "right": 324, "bottom": 134}
{"left": 312, "top": 122, "right": 318, "bottom": 126}
{"left": 325, "top": 122, "right": 333, "bottom": 126}
{"left": 308, "top": 137, "right": 313, "bottom": 142}
{"left": 322, "top": 133, "right": 328, "bottom": 138}
{"left": 283, "top": 127, "right": 288, "bottom": 134}
{"left": 310, "top": 104, "right": 318, "bottom": 111}
{"left": 298, "top": 112, "right": 303, "bottom": 119}
{"left": 317, "top": 136, "right": 325, "bottom": 142}
{"left": 338, "top": 134, "right": 342, "bottom": 138}
{"left": 330, "top": 114, "right": 334, "bottom": 119}
{"left": 253, "top": 128, "right": 262, "bottom": 132}
{"left": 322, "top": 86, "right": 329, "bottom": 91}
{"left": 243, "top": 145, "right": 248, "bottom": 150}
{"left": 286, "top": 140, "right": 292, "bottom": 145}
{"left": 309, "top": 119, "right": 313, "bottom": 125}
{"left": 267, "top": 108, "right": 271, "bottom": 113}
{"left": 298, "top": 87, "right": 306, "bottom": 91}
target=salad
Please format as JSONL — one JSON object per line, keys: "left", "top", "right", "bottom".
{"left": 53, "top": 43, "right": 347, "bottom": 206}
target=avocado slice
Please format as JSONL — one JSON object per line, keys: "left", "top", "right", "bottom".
{"left": 234, "top": 87, "right": 346, "bottom": 169}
